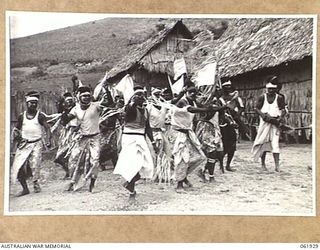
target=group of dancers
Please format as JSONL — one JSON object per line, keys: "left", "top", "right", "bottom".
{"left": 11, "top": 74, "right": 287, "bottom": 199}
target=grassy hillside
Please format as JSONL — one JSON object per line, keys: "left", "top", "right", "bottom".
{"left": 10, "top": 17, "right": 227, "bottom": 68}
{"left": 10, "top": 17, "right": 227, "bottom": 92}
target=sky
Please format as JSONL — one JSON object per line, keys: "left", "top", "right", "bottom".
{"left": 8, "top": 12, "right": 313, "bottom": 39}
{"left": 8, "top": 12, "right": 111, "bottom": 39}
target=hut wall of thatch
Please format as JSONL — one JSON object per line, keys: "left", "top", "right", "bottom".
{"left": 140, "top": 32, "right": 192, "bottom": 76}
{"left": 231, "top": 57, "right": 312, "bottom": 142}
{"left": 107, "top": 20, "right": 193, "bottom": 89}
{"left": 131, "top": 69, "right": 169, "bottom": 93}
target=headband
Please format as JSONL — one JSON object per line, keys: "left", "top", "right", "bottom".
{"left": 79, "top": 91, "right": 91, "bottom": 97}
{"left": 65, "top": 97, "right": 73, "bottom": 101}
{"left": 26, "top": 96, "right": 39, "bottom": 102}
{"left": 152, "top": 88, "right": 161, "bottom": 95}
{"left": 134, "top": 89, "right": 145, "bottom": 94}
{"left": 221, "top": 81, "right": 232, "bottom": 87}
{"left": 266, "top": 82, "right": 277, "bottom": 88}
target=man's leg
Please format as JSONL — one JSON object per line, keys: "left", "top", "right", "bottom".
{"left": 66, "top": 141, "right": 82, "bottom": 191}
{"left": 207, "top": 162, "right": 215, "bottom": 182}
{"left": 28, "top": 142, "right": 42, "bottom": 193}
{"left": 271, "top": 128, "right": 281, "bottom": 172}
{"left": 207, "top": 152, "right": 218, "bottom": 182}
{"left": 88, "top": 136, "right": 101, "bottom": 192}
{"left": 261, "top": 152, "right": 267, "bottom": 171}
{"left": 273, "top": 153, "right": 280, "bottom": 172}
{"left": 54, "top": 151, "right": 70, "bottom": 179}
{"left": 226, "top": 150, "right": 236, "bottom": 172}
{"left": 216, "top": 151, "right": 224, "bottom": 174}
{"left": 183, "top": 176, "right": 193, "bottom": 187}
{"left": 16, "top": 166, "right": 30, "bottom": 197}
{"left": 124, "top": 173, "right": 140, "bottom": 198}
{"left": 175, "top": 180, "right": 185, "bottom": 193}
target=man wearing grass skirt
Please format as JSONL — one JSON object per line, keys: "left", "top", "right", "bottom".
{"left": 171, "top": 85, "right": 215, "bottom": 192}
{"left": 54, "top": 92, "right": 78, "bottom": 179}
{"left": 147, "top": 88, "right": 172, "bottom": 183}
{"left": 195, "top": 98, "right": 227, "bottom": 182}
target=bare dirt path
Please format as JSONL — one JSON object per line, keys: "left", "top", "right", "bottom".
{"left": 8, "top": 142, "right": 313, "bottom": 215}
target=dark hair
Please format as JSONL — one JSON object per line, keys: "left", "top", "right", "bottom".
{"left": 78, "top": 86, "right": 92, "bottom": 94}
{"left": 187, "top": 86, "right": 197, "bottom": 93}
{"left": 26, "top": 91, "right": 40, "bottom": 98}
{"left": 133, "top": 85, "right": 144, "bottom": 91}
{"left": 63, "top": 92, "right": 73, "bottom": 98}
{"left": 267, "top": 75, "right": 278, "bottom": 84}
{"left": 184, "top": 77, "right": 194, "bottom": 88}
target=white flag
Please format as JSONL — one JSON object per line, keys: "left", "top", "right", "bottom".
{"left": 193, "top": 62, "right": 217, "bottom": 87}
{"left": 93, "top": 73, "right": 108, "bottom": 100}
{"left": 93, "top": 84, "right": 106, "bottom": 100}
{"left": 173, "top": 58, "right": 187, "bottom": 80}
{"left": 168, "top": 74, "right": 184, "bottom": 95}
{"left": 78, "top": 80, "right": 84, "bottom": 87}
{"left": 115, "top": 74, "right": 134, "bottom": 104}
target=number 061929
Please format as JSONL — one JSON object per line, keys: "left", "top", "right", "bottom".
{"left": 300, "top": 244, "right": 319, "bottom": 248}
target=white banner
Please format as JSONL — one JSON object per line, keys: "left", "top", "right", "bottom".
{"left": 114, "top": 74, "right": 134, "bottom": 104}
{"left": 93, "top": 73, "right": 108, "bottom": 100}
{"left": 173, "top": 57, "right": 187, "bottom": 80}
{"left": 193, "top": 62, "right": 217, "bottom": 87}
{"left": 168, "top": 74, "right": 184, "bottom": 95}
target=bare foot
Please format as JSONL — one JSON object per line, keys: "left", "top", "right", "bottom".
{"left": 262, "top": 164, "right": 268, "bottom": 171}
{"left": 226, "top": 166, "right": 236, "bottom": 172}
{"left": 196, "top": 169, "right": 207, "bottom": 182}
{"left": 175, "top": 187, "right": 187, "bottom": 193}
{"left": 183, "top": 178, "right": 193, "bottom": 188}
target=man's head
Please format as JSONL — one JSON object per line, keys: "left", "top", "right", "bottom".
{"left": 161, "top": 88, "right": 172, "bottom": 101}
{"left": 25, "top": 91, "right": 40, "bottom": 111}
{"left": 115, "top": 96, "right": 125, "bottom": 108}
{"left": 63, "top": 92, "right": 75, "bottom": 108}
{"left": 186, "top": 86, "right": 197, "bottom": 101}
{"left": 266, "top": 82, "right": 278, "bottom": 95}
{"left": 267, "top": 75, "right": 282, "bottom": 92}
{"left": 151, "top": 88, "right": 161, "bottom": 99}
{"left": 132, "top": 85, "right": 146, "bottom": 106}
{"left": 267, "top": 76, "right": 278, "bottom": 85}
{"left": 78, "top": 86, "right": 92, "bottom": 105}
{"left": 221, "top": 80, "right": 232, "bottom": 94}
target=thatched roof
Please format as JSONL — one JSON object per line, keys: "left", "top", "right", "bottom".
{"left": 188, "top": 18, "right": 313, "bottom": 79}
{"left": 106, "top": 20, "right": 193, "bottom": 81}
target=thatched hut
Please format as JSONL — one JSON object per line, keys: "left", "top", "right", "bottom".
{"left": 106, "top": 20, "right": 193, "bottom": 91}
{"left": 188, "top": 18, "right": 314, "bottom": 142}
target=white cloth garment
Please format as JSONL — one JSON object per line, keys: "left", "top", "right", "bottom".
{"left": 114, "top": 134, "right": 154, "bottom": 182}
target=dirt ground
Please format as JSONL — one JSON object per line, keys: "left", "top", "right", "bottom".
{"left": 8, "top": 141, "right": 314, "bottom": 215}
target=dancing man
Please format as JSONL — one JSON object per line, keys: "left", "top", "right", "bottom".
{"left": 195, "top": 98, "right": 226, "bottom": 182}
{"left": 114, "top": 86, "right": 158, "bottom": 199}
{"left": 54, "top": 92, "right": 78, "bottom": 179}
{"left": 11, "top": 91, "right": 52, "bottom": 196}
{"left": 171, "top": 85, "right": 213, "bottom": 192}
{"left": 62, "top": 86, "right": 104, "bottom": 192}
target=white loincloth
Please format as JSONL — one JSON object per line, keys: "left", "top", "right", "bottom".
{"left": 114, "top": 134, "right": 154, "bottom": 182}
{"left": 252, "top": 120, "right": 280, "bottom": 161}
{"left": 11, "top": 140, "right": 42, "bottom": 184}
